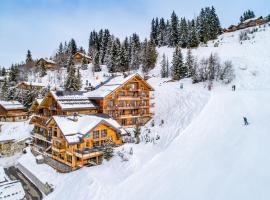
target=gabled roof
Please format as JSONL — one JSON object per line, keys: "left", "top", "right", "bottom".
{"left": 47, "top": 114, "right": 126, "bottom": 144}
{"left": 0, "top": 101, "right": 24, "bottom": 110}
{"left": 73, "top": 52, "right": 92, "bottom": 60}
{"left": 29, "top": 98, "right": 43, "bottom": 111}
{"left": 86, "top": 73, "right": 154, "bottom": 99}
{"left": 37, "top": 58, "right": 56, "bottom": 64}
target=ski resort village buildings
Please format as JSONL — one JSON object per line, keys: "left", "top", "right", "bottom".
{"left": 0, "top": 101, "right": 28, "bottom": 122}
{"left": 29, "top": 73, "right": 154, "bottom": 170}
{"left": 0, "top": 167, "right": 25, "bottom": 200}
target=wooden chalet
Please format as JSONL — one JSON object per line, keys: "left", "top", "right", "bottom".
{"left": 30, "top": 91, "right": 99, "bottom": 155}
{"left": 73, "top": 52, "right": 92, "bottom": 64}
{"left": 37, "top": 58, "right": 57, "bottom": 69}
{"left": 86, "top": 73, "right": 155, "bottom": 127}
{"left": 17, "top": 81, "right": 46, "bottom": 91}
{"left": 0, "top": 101, "right": 28, "bottom": 122}
{"left": 30, "top": 73, "right": 154, "bottom": 170}
{"left": 46, "top": 114, "right": 124, "bottom": 169}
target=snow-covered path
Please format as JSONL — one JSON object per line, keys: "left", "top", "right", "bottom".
{"left": 107, "top": 89, "right": 270, "bottom": 200}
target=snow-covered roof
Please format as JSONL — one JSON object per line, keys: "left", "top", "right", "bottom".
{"left": 18, "top": 81, "right": 47, "bottom": 87}
{"left": 50, "top": 91, "right": 98, "bottom": 110}
{"left": 38, "top": 58, "right": 56, "bottom": 64}
{"left": 242, "top": 17, "right": 258, "bottom": 24}
{"left": 50, "top": 114, "right": 126, "bottom": 144}
{"left": 74, "top": 52, "right": 92, "bottom": 60}
{"left": 0, "top": 101, "right": 25, "bottom": 110}
{"left": 36, "top": 98, "right": 43, "bottom": 105}
{"left": 86, "top": 73, "right": 153, "bottom": 98}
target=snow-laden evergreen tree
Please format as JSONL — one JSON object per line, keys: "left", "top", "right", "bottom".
{"left": 240, "top": 10, "right": 255, "bottom": 23}
{"left": 158, "top": 18, "right": 166, "bottom": 46}
{"left": 81, "top": 56, "right": 88, "bottom": 70}
{"left": 164, "top": 20, "right": 171, "bottom": 46}
{"left": 179, "top": 18, "right": 189, "bottom": 48}
{"left": 26, "top": 50, "right": 33, "bottom": 63}
{"left": 107, "top": 38, "right": 121, "bottom": 73}
{"left": 185, "top": 49, "right": 195, "bottom": 77}
{"left": 9, "top": 64, "right": 19, "bottom": 83}
{"left": 170, "top": 11, "right": 179, "bottom": 46}
{"left": 208, "top": 53, "right": 219, "bottom": 81}
{"left": 119, "top": 45, "right": 129, "bottom": 72}
{"left": 100, "top": 29, "right": 111, "bottom": 64}
{"left": 103, "top": 138, "right": 114, "bottom": 161}
{"left": 130, "top": 33, "right": 141, "bottom": 70}
{"left": 1, "top": 67, "right": 6, "bottom": 76}
{"left": 65, "top": 64, "right": 80, "bottom": 91}
{"left": 76, "top": 68, "right": 82, "bottom": 90}
{"left": 1, "top": 77, "right": 8, "bottom": 100}
{"left": 160, "top": 53, "right": 167, "bottom": 78}
{"left": 188, "top": 20, "right": 199, "bottom": 48}
{"left": 68, "top": 38, "right": 77, "bottom": 55}
{"left": 142, "top": 39, "right": 158, "bottom": 73}
{"left": 23, "top": 89, "right": 36, "bottom": 109}
{"left": 171, "top": 46, "right": 183, "bottom": 80}
{"left": 209, "top": 6, "right": 222, "bottom": 40}
{"left": 93, "top": 51, "right": 101, "bottom": 72}
{"left": 150, "top": 18, "right": 158, "bottom": 45}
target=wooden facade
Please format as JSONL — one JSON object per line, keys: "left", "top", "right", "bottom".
{"left": 0, "top": 101, "right": 28, "bottom": 122}
{"left": 73, "top": 52, "right": 92, "bottom": 64}
{"left": 46, "top": 116, "right": 123, "bottom": 169}
{"left": 88, "top": 74, "right": 155, "bottom": 127}
{"left": 30, "top": 73, "right": 154, "bottom": 170}
{"left": 37, "top": 58, "right": 57, "bottom": 69}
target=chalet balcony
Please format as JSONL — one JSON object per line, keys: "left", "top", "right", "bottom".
{"left": 107, "top": 104, "right": 149, "bottom": 111}
{"left": 117, "top": 95, "right": 141, "bottom": 100}
{"left": 30, "top": 115, "right": 49, "bottom": 128}
{"left": 74, "top": 147, "right": 103, "bottom": 159}
{"left": 52, "top": 145, "right": 66, "bottom": 153}
{"left": 32, "top": 132, "right": 52, "bottom": 143}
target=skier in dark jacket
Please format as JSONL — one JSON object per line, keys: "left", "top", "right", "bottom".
{"left": 243, "top": 117, "right": 249, "bottom": 125}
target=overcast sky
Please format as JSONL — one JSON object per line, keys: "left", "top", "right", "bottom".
{"left": 0, "top": 0, "right": 269, "bottom": 67}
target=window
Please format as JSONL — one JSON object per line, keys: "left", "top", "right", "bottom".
{"left": 101, "top": 129, "right": 107, "bottom": 137}
{"left": 93, "top": 130, "right": 100, "bottom": 139}
{"left": 93, "top": 141, "right": 100, "bottom": 147}
{"left": 100, "top": 140, "right": 106, "bottom": 146}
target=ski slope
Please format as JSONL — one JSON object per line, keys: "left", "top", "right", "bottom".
{"left": 16, "top": 23, "right": 270, "bottom": 200}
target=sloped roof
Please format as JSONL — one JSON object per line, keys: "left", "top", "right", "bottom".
{"left": 73, "top": 52, "right": 92, "bottom": 60}
{"left": 37, "top": 58, "right": 56, "bottom": 64}
{"left": 0, "top": 101, "right": 24, "bottom": 110}
{"left": 50, "top": 91, "right": 98, "bottom": 110}
{"left": 18, "top": 81, "right": 47, "bottom": 88}
{"left": 86, "top": 73, "right": 154, "bottom": 99}
{"left": 49, "top": 114, "right": 126, "bottom": 143}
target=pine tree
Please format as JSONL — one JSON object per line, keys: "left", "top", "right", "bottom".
{"left": 93, "top": 51, "right": 101, "bottom": 72}
{"left": 9, "top": 64, "right": 19, "bottom": 83}
{"left": 81, "top": 56, "right": 88, "bottom": 70}
{"left": 171, "top": 46, "right": 183, "bottom": 80}
{"left": 130, "top": 33, "right": 141, "bottom": 70}
{"left": 160, "top": 53, "right": 167, "bottom": 78}
{"left": 1, "top": 67, "right": 6, "bottom": 76}
{"left": 185, "top": 49, "right": 195, "bottom": 77}
{"left": 65, "top": 64, "right": 80, "bottom": 91}
{"left": 158, "top": 18, "right": 166, "bottom": 46}
{"left": 179, "top": 18, "right": 189, "bottom": 48}
{"left": 170, "top": 11, "right": 179, "bottom": 46}
{"left": 26, "top": 50, "right": 33, "bottom": 63}
{"left": 1, "top": 77, "right": 8, "bottom": 100}
{"left": 68, "top": 38, "right": 77, "bottom": 55}
{"left": 188, "top": 20, "right": 199, "bottom": 47}
{"left": 142, "top": 39, "right": 158, "bottom": 73}
{"left": 103, "top": 138, "right": 114, "bottom": 161}
{"left": 76, "top": 68, "right": 82, "bottom": 90}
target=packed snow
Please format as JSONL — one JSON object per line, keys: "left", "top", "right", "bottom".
{"left": 5, "top": 23, "right": 270, "bottom": 200}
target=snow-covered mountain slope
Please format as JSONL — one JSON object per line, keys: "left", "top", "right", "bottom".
{"left": 18, "top": 23, "right": 270, "bottom": 200}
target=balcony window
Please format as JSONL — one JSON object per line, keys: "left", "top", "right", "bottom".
{"left": 93, "top": 141, "right": 99, "bottom": 147}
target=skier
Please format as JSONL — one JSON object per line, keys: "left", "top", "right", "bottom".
{"left": 232, "top": 85, "right": 236, "bottom": 91}
{"left": 243, "top": 117, "right": 249, "bottom": 125}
